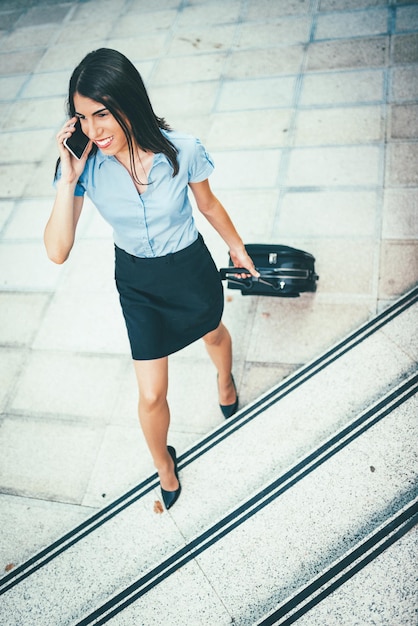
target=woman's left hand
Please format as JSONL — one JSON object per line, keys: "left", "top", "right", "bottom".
{"left": 229, "top": 247, "right": 260, "bottom": 279}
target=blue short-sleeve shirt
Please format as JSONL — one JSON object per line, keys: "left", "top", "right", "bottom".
{"left": 57, "top": 130, "right": 214, "bottom": 257}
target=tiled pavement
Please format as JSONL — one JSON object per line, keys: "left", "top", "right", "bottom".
{"left": 0, "top": 0, "right": 417, "bottom": 597}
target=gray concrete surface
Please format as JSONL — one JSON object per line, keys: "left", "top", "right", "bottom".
{"left": 0, "top": 0, "right": 417, "bottom": 598}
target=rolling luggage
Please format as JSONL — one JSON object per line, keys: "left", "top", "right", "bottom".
{"left": 219, "top": 244, "right": 319, "bottom": 298}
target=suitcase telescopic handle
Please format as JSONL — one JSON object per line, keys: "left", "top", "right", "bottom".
{"left": 220, "top": 267, "right": 311, "bottom": 280}
{"left": 219, "top": 268, "right": 290, "bottom": 291}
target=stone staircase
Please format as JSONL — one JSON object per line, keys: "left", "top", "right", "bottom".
{"left": 1, "top": 287, "right": 417, "bottom": 626}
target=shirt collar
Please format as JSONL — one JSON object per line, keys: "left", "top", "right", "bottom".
{"left": 95, "top": 150, "right": 167, "bottom": 168}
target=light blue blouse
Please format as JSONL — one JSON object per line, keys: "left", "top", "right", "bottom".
{"left": 59, "top": 130, "right": 214, "bottom": 257}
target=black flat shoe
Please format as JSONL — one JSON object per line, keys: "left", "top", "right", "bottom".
{"left": 219, "top": 374, "right": 239, "bottom": 419}
{"left": 160, "top": 445, "right": 181, "bottom": 510}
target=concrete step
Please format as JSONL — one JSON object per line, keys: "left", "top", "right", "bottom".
{"left": 258, "top": 500, "right": 417, "bottom": 625}
{"left": 0, "top": 287, "right": 417, "bottom": 625}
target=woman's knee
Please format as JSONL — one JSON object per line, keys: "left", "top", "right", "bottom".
{"left": 138, "top": 386, "right": 167, "bottom": 413}
{"left": 203, "top": 322, "right": 228, "bottom": 347}
{"left": 133, "top": 357, "right": 168, "bottom": 412}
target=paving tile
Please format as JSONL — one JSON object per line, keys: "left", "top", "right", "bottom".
{"left": 306, "top": 238, "right": 377, "bottom": 295}
{"left": 315, "top": 7, "right": 388, "bottom": 40}
{"left": 238, "top": 17, "right": 311, "bottom": 47}
{"left": 0, "top": 348, "right": 25, "bottom": 412}
{"left": 46, "top": 237, "right": 115, "bottom": 290}
{"left": 0, "top": 49, "right": 45, "bottom": 75}
{"left": 82, "top": 422, "right": 200, "bottom": 508}
{"left": 240, "top": 361, "right": 300, "bottom": 408}
{"left": 55, "top": 19, "right": 114, "bottom": 46}
{"left": 294, "top": 105, "right": 383, "bottom": 145}
{"left": 246, "top": 0, "right": 311, "bottom": 19}
{"left": 247, "top": 298, "right": 373, "bottom": 364}
{"left": 129, "top": 0, "right": 180, "bottom": 9}
{"left": 286, "top": 146, "right": 381, "bottom": 187}
{"left": 217, "top": 76, "right": 297, "bottom": 111}
{"left": 0, "top": 292, "right": 50, "bottom": 347}
{"left": 395, "top": 4, "right": 418, "bottom": 32}
{"left": 81, "top": 424, "right": 154, "bottom": 508}
{"left": 23, "top": 155, "right": 60, "bottom": 197}
{"left": 0, "top": 241, "right": 62, "bottom": 290}
{"left": 168, "top": 24, "right": 236, "bottom": 55}
{"left": 0, "top": 494, "right": 96, "bottom": 574}
{"left": 0, "top": 416, "right": 103, "bottom": 503}
{"left": 386, "top": 143, "right": 418, "bottom": 186}
{"left": 389, "top": 104, "right": 418, "bottom": 139}
{"left": 33, "top": 289, "right": 130, "bottom": 354}
{"left": 0, "top": 102, "right": 12, "bottom": 127}
{"left": 378, "top": 241, "right": 418, "bottom": 298}
{"left": 319, "top": 0, "right": 389, "bottom": 9}
{"left": 0, "top": 10, "right": 22, "bottom": 32}
{"left": 2, "top": 97, "right": 64, "bottom": 131}
{"left": 163, "top": 113, "right": 213, "bottom": 144}
{"left": 0, "top": 129, "right": 55, "bottom": 163}
{"left": 149, "top": 82, "right": 218, "bottom": 117}
{"left": 175, "top": 1, "right": 242, "bottom": 28}
{"left": 70, "top": 0, "right": 125, "bottom": 22}
{"left": 210, "top": 148, "right": 282, "bottom": 189}
{"left": 278, "top": 190, "right": 378, "bottom": 238}
{"left": 226, "top": 46, "right": 305, "bottom": 79}
{"left": 0, "top": 200, "right": 14, "bottom": 232}
{"left": 2, "top": 24, "right": 57, "bottom": 54}
{"left": 382, "top": 188, "right": 418, "bottom": 239}
{"left": 0, "top": 75, "right": 27, "bottom": 101}
{"left": 306, "top": 37, "right": 388, "bottom": 71}
{"left": 206, "top": 188, "right": 279, "bottom": 241}
{"left": 10, "top": 350, "right": 127, "bottom": 420}
{"left": 390, "top": 66, "right": 418, "bottom": 102}
{"left": 106, "top": 35, "right": 168, "bottom": 63}
{"left": 108, "top": 10, "right": 177, "bottom": 38}
{"left": 1, "top": 0, "right": 65, "bottom": 9}
{"left": 207, "top": 109, "right": 292, "bottom": 149}
{"left": 35, "top": 40, "right": 105, "bottom": 72}
{"left": 167, "top": 357, "right": 225, "bottom": 433}
{"left": 15, "top": 4, "right": 73, "bottom": 27}
{"left": 300, "top": 69, "right": 385, "bottom": 105}
{"left": 20, "top": 70, "right": 68, "bottom": 98}
{"left": 391, "top": 34, "right": 418, "bottom": 64}
{"left": 0, "top": 164, "right": 38, "bottom": 198}
{"left": 153, "top": 52, "right": 227, "bottom": 85}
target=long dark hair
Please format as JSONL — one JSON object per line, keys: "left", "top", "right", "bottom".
{"left": 65, "top": 48, "right": 179, "bottom": 180}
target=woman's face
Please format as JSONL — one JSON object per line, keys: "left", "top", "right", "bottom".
{"left": 73, "top": 93, "right": 129, "bottom": 158}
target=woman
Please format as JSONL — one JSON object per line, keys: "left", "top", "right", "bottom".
{"left": 44, "top": 48, "right": 258, "bottom": 510}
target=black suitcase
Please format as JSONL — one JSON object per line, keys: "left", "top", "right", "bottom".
{"left": 219, "top": 244, "right": 319, "bottom": 297}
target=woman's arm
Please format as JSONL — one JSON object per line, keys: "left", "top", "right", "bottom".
{"left": 44, "top": 187, "right": 84, "bottom": 264}
{"left": 44, "top": 117, "right": 92, "bottom": 264}
{"left": 189, "top": 179, "right": 259, "bottom": 276}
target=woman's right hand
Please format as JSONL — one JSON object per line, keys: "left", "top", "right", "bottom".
{"left": 56, "top": 117, "right": 92, "bottom": 183}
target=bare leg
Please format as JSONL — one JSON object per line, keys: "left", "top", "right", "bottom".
{"left": 203, "top": 321, "right": 237, "bottom": 405}
{"left": 133, "top": 357, "right": 178, "bottom": 492}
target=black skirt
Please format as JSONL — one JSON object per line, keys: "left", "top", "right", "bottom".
{"left": 114, "top": 234, "right": 224, "bottom": 360}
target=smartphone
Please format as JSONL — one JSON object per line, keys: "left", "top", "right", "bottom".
{"left": 63, "top": 119, "right": 89, "bottom": 159}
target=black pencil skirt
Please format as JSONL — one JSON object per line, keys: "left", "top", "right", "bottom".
{"left": 114, "top": 234, "right": 224, "bottom": 360}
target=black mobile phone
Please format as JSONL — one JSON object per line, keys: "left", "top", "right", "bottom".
{"left": 63, "top": 119, "right": 89, "bottom": 159}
